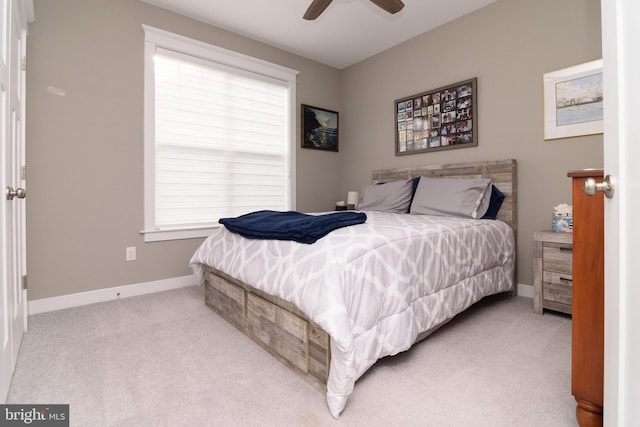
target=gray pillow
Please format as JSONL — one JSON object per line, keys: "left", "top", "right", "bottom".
{"left": 410, "top": 176, "right": 492, "bottom": 218}
{"left": 356, "top": 179, "right": 414, "bottom": 213}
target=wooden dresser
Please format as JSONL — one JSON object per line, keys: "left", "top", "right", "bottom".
{"left": 568, "top": 170, "right": 604, "bottom": 427}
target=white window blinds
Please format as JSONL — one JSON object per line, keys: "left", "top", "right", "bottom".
{"left": 142, "top": 26, "right": 297, "bottom": 241}
{"left": 154, "top": 49, "right": 289, "bottom": 228}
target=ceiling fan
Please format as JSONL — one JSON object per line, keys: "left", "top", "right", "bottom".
{"left": 303, "top": 0, "right": 405, "bottom": 20}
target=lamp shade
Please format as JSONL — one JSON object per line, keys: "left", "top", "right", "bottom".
{"left": 347, "top": 191, "right": 359, "bottom": 206}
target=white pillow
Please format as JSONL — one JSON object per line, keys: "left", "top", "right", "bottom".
{"left": 409, "top": 177, "right": 492, "bottom": 218}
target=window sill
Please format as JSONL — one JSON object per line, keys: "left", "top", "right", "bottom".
{"left": 140, "top": 226, "right": 218, "bottom": 242}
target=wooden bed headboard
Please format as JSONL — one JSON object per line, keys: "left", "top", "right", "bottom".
{"left": 371, "top": 159, "right": 517, "bottom": 235}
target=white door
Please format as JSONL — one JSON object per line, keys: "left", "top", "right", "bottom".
{"left": 601, "top": 0, "right": 640, "bottom": 425}
{"left": 1, "top": 0, "right": 30, "bottom": 403}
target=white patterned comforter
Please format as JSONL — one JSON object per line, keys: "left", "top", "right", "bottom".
{"left": 189, "top": 211, "right": 515, "bottom": 418}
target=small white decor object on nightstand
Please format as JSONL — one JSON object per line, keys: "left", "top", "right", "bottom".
{"left": 533, "top": 230, "right": 573, "bottom": 315}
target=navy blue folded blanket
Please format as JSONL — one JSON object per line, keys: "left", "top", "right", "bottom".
{"left": 218, "top": 210, "right": 367, "bottom": 244}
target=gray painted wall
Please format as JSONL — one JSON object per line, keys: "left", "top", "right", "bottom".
{"left": 26, "top": 0, "right": 602, "bottom": 300}
{"left": 26, "top": 0, "right": 341, "bottom": 300}
{"left": 340, "top": 0, "right": 603, "bottom": 292}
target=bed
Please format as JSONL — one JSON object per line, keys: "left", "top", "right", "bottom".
{"left": 189, "top": 159, "right": 517, "bottom": 418}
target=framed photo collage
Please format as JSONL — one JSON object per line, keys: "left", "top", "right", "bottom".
{"left": 395, "top": 77, "right": 478, "bottom": 155}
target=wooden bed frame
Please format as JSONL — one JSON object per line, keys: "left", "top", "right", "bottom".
{"left": 203, "top": 159, "right": 517, "bottom": 394}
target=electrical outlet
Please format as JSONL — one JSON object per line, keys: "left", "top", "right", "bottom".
{"left": 125, "top": 246, "right": 136, "bottom": 261}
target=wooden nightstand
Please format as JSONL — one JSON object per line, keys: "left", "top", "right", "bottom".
{"left": 533, "top": 230, "right": 573, "bottom": 315}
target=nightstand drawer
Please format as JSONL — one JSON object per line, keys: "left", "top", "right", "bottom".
{"left": 542, "top": 271, "right": 572, "bottom": 306}
{"left": 542, "top": 244, "right": 572, "bottom": 274}
{"left": 543, "top": 270, "right": 573, "bottom": 287}
{"left": 543, "top": 283, "right": 572, "bottom": 313}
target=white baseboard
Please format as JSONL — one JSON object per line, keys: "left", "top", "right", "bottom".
{"left": 517, "top": 283, "right": 534, "bottom": 299}
{"left": 28, "top": 277, "right": 534, "bottom": 315}
{"left": 28, "top": 275, "right": 198, "bottom": 315}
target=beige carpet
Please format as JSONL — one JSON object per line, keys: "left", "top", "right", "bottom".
{"left": 7, "top": 286, "right": 576, "bottom": 426}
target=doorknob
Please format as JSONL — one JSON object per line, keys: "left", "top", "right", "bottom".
{"left": 6, "top": 186, "right": 26, "bottom": 201}
{"left": 584, "top": 175, "right": 615, "bottom": 199}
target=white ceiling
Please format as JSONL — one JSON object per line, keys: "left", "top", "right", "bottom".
{"left": 140, "top": 0, "right": 497, "bottom": 69}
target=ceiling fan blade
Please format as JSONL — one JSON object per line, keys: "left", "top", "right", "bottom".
{"left": 369, "top": 0, "right": 405, "bottom": 14}
{"left": 304, "top": 0, "right": 334, "bottom": 20}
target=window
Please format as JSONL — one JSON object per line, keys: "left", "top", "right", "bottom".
{"left": 142, "top": 26, "right": 298, "bottom": 242}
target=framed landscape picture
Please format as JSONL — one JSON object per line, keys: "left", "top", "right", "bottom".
{"left": 543, "top": 59, "right": 603, "bottom": 140}
{"left": 395, "top": 78, "right": 477, "bottom": 155}
{"left": 301, "top": 104, "right": 339, "bottom": 151}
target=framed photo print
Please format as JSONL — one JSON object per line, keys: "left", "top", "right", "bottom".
{"left": 543, "top": 59, "right": 603, "bottom": 140}
{"left": 395, "top": 78, "right": 477, "bottom": 155}
{"left": 301, "top": 104, "right": 339, "bottom": 151}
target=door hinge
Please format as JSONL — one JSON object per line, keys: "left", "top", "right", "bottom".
{"left": 22, "top": 275, "right": 27, "bottom": 290}
{"left": 21, "top": 56, "right": 26, "bottom": 71}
